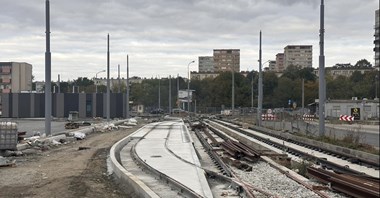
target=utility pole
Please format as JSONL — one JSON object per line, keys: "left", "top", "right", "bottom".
{"left": 107, "top": 34, "right": 110, "bottom": 122}
{"left": 302, "top": 78, "right": 305, "bottom": 114}
{"left": 169, "top": 75, "right": 172, "bottom": 114}
{"left": 58, "top": 74, "right": 60, "bottom": 93}
{"left": 177, "top": 74, "right": 179, "bottom": 108}
{"left": 232, "top": 67, "right": 235, "bottom": 115}
{"left": 118, "top": 64, "right": 121, "bottom": 93}
{"left": 126, "top": 55, "right": 130, "bottom": 118}
{"left": 251, "top": 74, "right": 254, "bottom": 109}
{"left": 44, "top": 0, "right": 51, "bottom": 136}
{"left": 158, "top": 76, "right": 161, "bottom": 110}
{"left": 258, "top": 31, "right": 263, "bottom": 127}
{"left": 318, "top": 0, "right": 326, "bottom": 136}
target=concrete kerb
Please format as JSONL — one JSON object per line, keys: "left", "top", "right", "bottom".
{"left": 108, "top": 126, "right": 159, "bottom": 198}
{"left": 16, "top": 119, "right": 129, "bottom": 151}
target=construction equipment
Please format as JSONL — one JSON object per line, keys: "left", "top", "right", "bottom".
{"left": 65, "top": 111, "right": 91, "bottom": 129}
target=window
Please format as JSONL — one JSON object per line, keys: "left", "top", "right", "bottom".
{"left": 364, "top": 106, "right": 371, "bottom": 112}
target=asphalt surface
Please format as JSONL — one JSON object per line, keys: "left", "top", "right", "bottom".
{"left": 1, "top": 118, "right": 68, "bottom": 137}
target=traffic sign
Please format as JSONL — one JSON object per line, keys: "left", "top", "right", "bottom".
{"left": 339, "top": 115, "right": 354, "bottom": 121}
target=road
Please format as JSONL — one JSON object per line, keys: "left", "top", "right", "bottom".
{"left": 324, "top": 122, "right": 380, "bottom": 147}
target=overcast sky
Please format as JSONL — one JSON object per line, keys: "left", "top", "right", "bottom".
{"left": 0, "top": 0, "right": 378, "bottom": 81}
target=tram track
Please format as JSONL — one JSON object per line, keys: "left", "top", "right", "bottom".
{"left": 205, "top": 118, "right": 380, "bottom": 197}
{"left": 191, "top": 120, "right": 329, "bottom": 198}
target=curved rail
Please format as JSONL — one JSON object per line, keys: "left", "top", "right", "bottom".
{"left": 130, "top": 121, "right": 205, "bottom": 198}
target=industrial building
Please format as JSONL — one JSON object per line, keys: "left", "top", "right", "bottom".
{"left": 325, "top": 99, "right": 379, "bottom": 120}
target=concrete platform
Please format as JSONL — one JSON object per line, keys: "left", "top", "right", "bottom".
{"left": 135, "top": 120, "right": 213, "bottom": 198}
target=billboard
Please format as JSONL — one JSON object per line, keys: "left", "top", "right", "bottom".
{"left": 350, "top": 108, "right": 360, "bottom": 120}
{"left": 178, "top": 90, "right": 193, "bottom": 102}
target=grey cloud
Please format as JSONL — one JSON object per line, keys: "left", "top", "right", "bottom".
{"left": 0, "top": 0, "right": 378, "bottom": 80}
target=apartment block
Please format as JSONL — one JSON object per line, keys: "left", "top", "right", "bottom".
{"left": 198, "top": 56, "right": 214, "bottom": 72}
{"left": 268, "top": 60, "right": 276, "bottom": 71}
{"left": 284, "top": 45, "right": 312, "bottom": 69}
{"left": 0, "top": 62, "right": 32, "bottom": 93}
{"left": 275, "top": 53, "right": 285, "bottom": 72}
{"left": 213, "top": 49, "right": 240, "bottom": 72}
{"left": 374, "top": 9, "right": 379, "bottom": 69}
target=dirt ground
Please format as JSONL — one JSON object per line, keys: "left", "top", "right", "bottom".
{"left": 0, "top": 125, "right": 142, "bottom": 198}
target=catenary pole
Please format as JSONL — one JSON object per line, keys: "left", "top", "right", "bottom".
{"left": 258, "top": 31, "right": 263, "bottom": 127}
{"left": 44, "top": 0, "right": 51, "bottom": 136}
{"left": 107, "top": 34, "right": 110, "bottom": 121}
{"left": 169, "top": 75, "right": 172, "bottom": 114}
{"left": 126, "top": 55, "right": 130, "bottom": 118}
{"left": 319, "top": 0, "right": 326, "bottom": 136}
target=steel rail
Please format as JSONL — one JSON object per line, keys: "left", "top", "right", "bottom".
{"left": 130, "top": 122, "right": 204, "bottom": 198}
{"left": 224, "top": 119, "right": 379, "bottom": 169}
{"left": 214, "top": 119, "right": 378, "bottom": 178}
{"left": 307, "top": 166, "right": 380, "bottom": 198}
{"left": 206, "top": 121, "right": 331, "bottom": 198}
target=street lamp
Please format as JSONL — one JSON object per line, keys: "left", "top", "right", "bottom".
{"left": 95, "top": 70, "right": 106, "bottom": 93}
{"left": 187, "top": 60, "right": 195, "bottom": 113}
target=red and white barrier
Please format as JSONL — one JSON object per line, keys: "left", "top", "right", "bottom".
{"left": 262, "top": 114, "right": 277, "bottom": 121}
{"left": 302, "top": 114, "right": 315, "bottom": 121}
{"left": 339, "top": 115, "right": 354, "bottom": 121}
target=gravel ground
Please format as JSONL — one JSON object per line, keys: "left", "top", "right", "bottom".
{"left": 233, "top": 161, "right": 348, "bottom": 198}
{"left": 0, "top": 121, "right": 145, "bottom": 198}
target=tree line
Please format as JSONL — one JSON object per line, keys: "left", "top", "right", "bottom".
{"left": 44, "top": 59, "right": 379, "bottom": 112}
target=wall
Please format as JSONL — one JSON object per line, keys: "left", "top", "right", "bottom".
{"left": 1, "top": 93, "right": 127, "bottom": 119}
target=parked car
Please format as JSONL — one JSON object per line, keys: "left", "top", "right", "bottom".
{"left": 150, "top": 109, "right": 164, "bottom": 114}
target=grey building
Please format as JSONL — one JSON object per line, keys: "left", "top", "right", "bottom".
{"left": 275, "top": 53, "right": 285, "bottom": 72}
{"left": 198, "top": 56, "right": 214, "bottom": 73}
{"left": 325, "top": 99, "right": 379, "bottom": 120}
{"left": 268, "top": 60, "right": 276, "bottom": 71}
{"left": 284, "top": 45, "right": 312, "bottom": 70}
{"left": 313, "top": 66, "right": 375, "bottom": 79}
{"left": 213, "top": 49, "right": 240, "bottom": 72}
{"left": 0, "top": 62, "right": 33, "bottom": 116}
{"left": 0, "top": 62, "right": 32, "bottom": 93}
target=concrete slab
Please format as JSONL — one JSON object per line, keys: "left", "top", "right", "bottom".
{"left": 135, "top": 120, "right": 213, "bottom": 198}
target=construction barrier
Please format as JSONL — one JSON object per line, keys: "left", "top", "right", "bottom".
{"left": 302, "top": 114, "right": 315, "bottom": 121}
{"left": 262, "top": 114, "right": 277, "bottom": 121}
{"left": 339, "top": 115, "right": 354, "bottom": 122}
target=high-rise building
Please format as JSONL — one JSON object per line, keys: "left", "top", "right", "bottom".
{"left": 0, "top": 62, "right": 32, "bottom": 93}
{"left": 374, "top": 9, "right": 379, "bottom": 69}
{"left": 198, "top": 56, "right": 214, "bottom": 72}
{"left": 268, "top": 60, "right": 276, "bottom": 71}
{"left": 284, "top": 45, "right": 312, "bottom": 69}
{"left": 213, "top": 49, "right": 240, "bottom": 72}
{"left": 275, "top": 53, "right": 285, "bottom": 72}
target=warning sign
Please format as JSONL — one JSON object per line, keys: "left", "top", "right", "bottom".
{"left": 350, "top": 108, "right": 360, "bottom": 120}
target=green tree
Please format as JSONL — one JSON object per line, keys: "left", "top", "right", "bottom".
{"left": 354, "top": 59, "right": 372, "bottom": 68}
